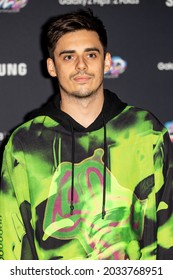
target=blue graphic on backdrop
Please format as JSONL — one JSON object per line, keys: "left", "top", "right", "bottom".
{"left": 104, "top": 56, "right": 127, "bottom": 78}
{"left": 0, "top": 0, "right": 28, "bottom": 12}
{"left": 165, "top": 121, "right": 173, "bottom": 143}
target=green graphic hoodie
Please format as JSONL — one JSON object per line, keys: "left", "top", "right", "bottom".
{"left": 1, "top": 90, "right": 173, "bottom": 260}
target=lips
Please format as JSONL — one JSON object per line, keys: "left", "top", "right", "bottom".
{"left": 73, "top": 74, "right": 92, "bottom": 83}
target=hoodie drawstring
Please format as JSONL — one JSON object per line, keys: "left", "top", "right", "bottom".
{"left": 70, "top": 124, "right": 75, "bottom": 215}
{"left": 102, "top": 115, "right": 107, "bottom": 219}
{"left": 69, "top": 116, "right": 107, "bottom": 219}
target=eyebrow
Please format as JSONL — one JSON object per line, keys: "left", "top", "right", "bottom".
{"left": 59, "top": 48, "right": 100, "bottom": 56}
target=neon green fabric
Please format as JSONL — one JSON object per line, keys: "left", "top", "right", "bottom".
{"left": 1, "top": 105, "right": 173, "bottom": 260}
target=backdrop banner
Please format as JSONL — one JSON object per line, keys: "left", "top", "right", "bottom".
{"left": 0, "top": 0, "right": 173, "bottom": 157}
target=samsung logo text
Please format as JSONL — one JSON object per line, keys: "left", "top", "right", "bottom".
{"left": 0, "top": 63, "right": 27, "bottom": 77}
{"left": 157, "top": 62, "right": 173, "bottom": 71}
{"left": 113, "top": 0, "right": 139, "bottom": 4}
{"left": 58, "top": 0, "right": 110, "bottom": 6}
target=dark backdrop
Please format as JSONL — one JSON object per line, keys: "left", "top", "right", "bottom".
{"left": 0, "top": 0, "right": 173, "bottom": 156}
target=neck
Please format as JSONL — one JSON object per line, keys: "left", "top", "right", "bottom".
{"left": 60, "top": 91, "right": 104, "bottom": 128}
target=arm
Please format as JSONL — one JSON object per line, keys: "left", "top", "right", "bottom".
{"left": 156, "top": 131, "right": 173, "bottom": 259}
{"left": 0, "top": 138, "right": 37, "bottom": 260}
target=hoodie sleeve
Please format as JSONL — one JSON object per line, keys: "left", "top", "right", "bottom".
{"left": 0, "top": 137, "right": 36, "bottom": 260}
{"left": 156, "top": 131, "right": 173, "bottom": 259}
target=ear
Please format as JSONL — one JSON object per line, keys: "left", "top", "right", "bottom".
{"left": 104, "top": 52, "right": 111, "bottom": 73}
{"left": 47, "top": 58, "right": 57, "bottom": 77}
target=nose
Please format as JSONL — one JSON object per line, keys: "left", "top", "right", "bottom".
{"left": 75, "top": 56, "right": 87, "bottom": 71}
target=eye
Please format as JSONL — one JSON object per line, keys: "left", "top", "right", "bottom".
{"left": 64, "top": 55, "right": 74, "bottom": 61}
{"left": 87, "top": 53, "right": 97, "bottom": 59}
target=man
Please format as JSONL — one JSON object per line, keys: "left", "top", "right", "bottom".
{"left": 1, "top": 9, "right": 173, "bottom": 260}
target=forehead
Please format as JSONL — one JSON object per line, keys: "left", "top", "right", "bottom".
{"left": 54, "top": 30, "right": 103, "bottom": 53}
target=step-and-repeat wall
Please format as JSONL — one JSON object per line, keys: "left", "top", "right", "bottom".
{"left": 0, "top": 0, "right": 173, "bottom": 163}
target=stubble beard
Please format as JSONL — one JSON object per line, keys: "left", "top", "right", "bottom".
{"left": 59, "top": 77, "right": 104, "bottom": 100}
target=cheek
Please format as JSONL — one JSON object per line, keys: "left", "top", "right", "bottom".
{"left": 95, "top": 63, "right": 104, "bottom": 75}
{"left": 96, "top": 67, "right": 104, "bottom": 80}
{"left": 56, "top": 68, "right": 69, "bottom": 81}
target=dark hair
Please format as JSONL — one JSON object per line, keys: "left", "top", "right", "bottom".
{"left": 46, "top": 8, "right": 108, "bottom": 59}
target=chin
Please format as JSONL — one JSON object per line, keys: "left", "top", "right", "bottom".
{"left": 72, "top": 91, "right": 94, "bottom": 99}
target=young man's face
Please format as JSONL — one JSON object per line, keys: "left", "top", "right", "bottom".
{"left": 47, "top": 30, "right": 111, "bottom": 99}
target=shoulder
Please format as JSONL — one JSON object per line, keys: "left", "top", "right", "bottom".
{"left": 124, "top": 105, "right": 166, "bottom": 132}
{"left": 6, "top": 116, "right": 57, "bottom": 149}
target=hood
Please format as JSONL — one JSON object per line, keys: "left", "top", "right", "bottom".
{"left": 27, "top": 89, "right": 127, "bottom": 132}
